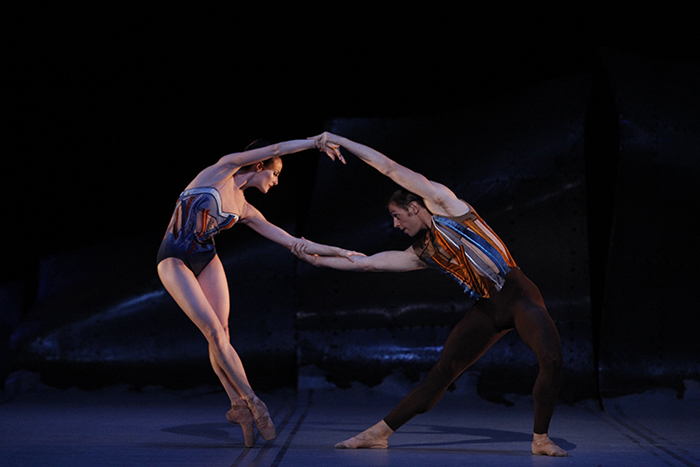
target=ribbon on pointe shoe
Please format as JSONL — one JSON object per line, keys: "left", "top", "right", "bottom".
{"left": 243, "top": 395, "right": 276, "bottom": 441}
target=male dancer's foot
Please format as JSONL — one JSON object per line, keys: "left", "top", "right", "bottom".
{"left": 335, "top": 420, "right": 394, "bottom": 449}
{"left": 532, "top": 433, "right": 568, "bottom": 456}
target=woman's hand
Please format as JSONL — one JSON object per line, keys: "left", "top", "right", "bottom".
{"left": 291, "top": 242, "right": 314, "bottom": 263}
{"left": 291, "top": 238, "right": 365, "bottom": 263}
{"left": 310, "top": 132, "right": 345, "bottom": 164}
{"left": 331, "top": 246, "right": 366, "bottom": 262}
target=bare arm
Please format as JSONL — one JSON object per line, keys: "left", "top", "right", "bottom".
{"left": 293, "top": 243, "right": 426, "bottom": 273}
{"left": 191, "top": 138, "right": 343, "bottom": 187}
{"left": 314, "top": 132, "right": 468, "bottom": 217}
{"left": 241, "top": 205, "right": 362, "bottom": 261}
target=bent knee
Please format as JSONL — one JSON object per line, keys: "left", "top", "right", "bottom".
{"left": 538, "top": 353, "right": 563, "bottom": 375}
{"left": 202, "top": 325, "right": 230, "bottom": 349}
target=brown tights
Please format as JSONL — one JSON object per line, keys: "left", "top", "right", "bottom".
{"left": 383, "top": 269, "right": 563, "bottom": 435}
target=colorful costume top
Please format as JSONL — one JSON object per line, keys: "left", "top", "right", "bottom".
{"left": 156, "top": 187, "right": 240, "bottom": 276}
{"left": 412, "top": 203, "right": 517, "bottom": 300}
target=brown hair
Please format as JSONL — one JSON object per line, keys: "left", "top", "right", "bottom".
{"left": 240, "top": 139, "right": 281, "bottom": 172}
{"left": 387, "top": 188, "right": 427, "bottom": 210}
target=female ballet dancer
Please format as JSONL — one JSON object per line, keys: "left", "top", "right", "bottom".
{"left": 157, "top": 137, "right": 356, "bottom": 447}
{"left": 294, "top": 132, "right": 567, "bottom": 457}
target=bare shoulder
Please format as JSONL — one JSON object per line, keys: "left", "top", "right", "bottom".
{"left": 424, "top": 182, "right": 470, "bottom": 217}
{"left": 186, "top": 154, "right": 243, "bottom": 189}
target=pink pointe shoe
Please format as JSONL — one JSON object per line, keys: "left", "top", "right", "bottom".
{"left": 226, "top": 402, "right": 255, "bottom": 447}
{"left": 243, "top": 395, "right": 276, "bottom": 441}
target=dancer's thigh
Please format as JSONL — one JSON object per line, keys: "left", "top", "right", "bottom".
{"left": 513, "top": 303, "right": 562, "bottom": 362}
{"left": 157, "top": 257, "right": 225, "bottom": 338}
{"left": 197, "top": 255, "right": 231, "bottom": 329}
{"left": 442, "top": 307, "right": 507, "bottom": 368}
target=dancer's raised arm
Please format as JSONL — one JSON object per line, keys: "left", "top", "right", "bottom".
{"left": 156, "top": 134, "right": 350, "bottom": 448}
{"left": 193, "top": 138, "right": 344, "bottom": 187}
{"left": 300, "top": 132, "right": 567, "bottom": 457}
{"left": 313, "top": 132, "right": 467, "bottom": 217}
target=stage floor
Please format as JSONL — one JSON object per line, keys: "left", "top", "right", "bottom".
{"left": 1, "top": 376, "right": 699, "bottom": 467}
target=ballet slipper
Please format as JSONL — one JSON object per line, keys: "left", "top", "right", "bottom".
{"left": 226, "top": 402, "right": 255, "bottom": 447}
{"left": 335, "top": 420, "right": 393, "bottom": 449}
{"left": 243, "top": 395, "right": 276, "bottom": 441}
{"left": 532, "top": 433, "right": 568, "bottom": 457}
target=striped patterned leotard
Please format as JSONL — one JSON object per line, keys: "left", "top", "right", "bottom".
{"left": 412, "top": 203, "right": 517, "bottom": 300}
{"left": 157, "top": 187, "right": 240, "bottom": 276}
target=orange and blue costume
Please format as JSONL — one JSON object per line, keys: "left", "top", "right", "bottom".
{"left": 412, "top": 203, "right": 518, "bottom": 300}
{"left": 384, "top": 203, "right": 561, "bottom": 437}
{"left": 157, "top": 187, "right": 239, "bottom": 276}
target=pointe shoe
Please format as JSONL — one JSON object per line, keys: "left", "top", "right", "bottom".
{"left": 335, "top": 420, "right": 392, "bottom": 449}
{"left": 244, "top": 395, "right": 276, "bottom": 441}
{"left": 226, "top": 403, "right": 255, "bottom": 447}
{"left": 532, "top": 433, "right": 568, "bottom": 457}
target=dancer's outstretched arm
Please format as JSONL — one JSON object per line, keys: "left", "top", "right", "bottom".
{"left": 292, "top": 243, "right": 425, "bottom": 272}
{"left": 193, "top": 138, "right": 344, "bottom": 187}
{"left": 313, "top": 132, "right": 467, "bottom": 217}
{"left": 242, "top": 204, "right": 362, "bottom": 261}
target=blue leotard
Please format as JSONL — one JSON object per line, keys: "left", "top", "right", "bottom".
{"left": 157, "top": 187, "right": 240, "bottom": 276}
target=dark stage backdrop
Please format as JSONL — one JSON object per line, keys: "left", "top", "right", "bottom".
{"left": 597, "top": 50, "right": 700, "bottom": 397}
{"left": 296, "top": 75, "right": 596, "bottom": 402}
{"left": 5, "top": 74, "right": 598, "bottom": 401}
{"left": 2, "top": 48, "right": 699, "bottom": 403}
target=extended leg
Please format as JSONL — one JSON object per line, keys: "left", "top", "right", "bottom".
{"left": 198, "top": 258, "right": 245, "bottom": 402}
{"left": 384, "top": 307, "right": 507, "bottom": 430}
{"left": 158, "top": 257, "right": 274, "bottom": 444}
{"left": 198, "top": 256, "right": 276, "bottom": 441}
{"left": 158, "top": 257, "right": 255, "bottom": 396}
{"left": 336, "top": 307, "right": 506, "bottom": 449}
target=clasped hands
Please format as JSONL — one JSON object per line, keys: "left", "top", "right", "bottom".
{"left": 310, "top": 132, "right": 344, "bottom": 164}
{"left": 292, "top": 239, "right": 365, "bottom": 264}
